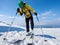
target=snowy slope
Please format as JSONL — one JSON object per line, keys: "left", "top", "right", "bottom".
{"left": 0, "top": 23, "right": 8, "bottom": 26}
{"left": 0, "top": 22, "right": 25, "bottom": 29}
{"left": 0, "top": 28, "right": 60, "bottom": 45}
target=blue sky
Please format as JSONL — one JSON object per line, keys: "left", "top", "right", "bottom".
{"left": 0, "top": 0, "right": 60, "bottom": 27}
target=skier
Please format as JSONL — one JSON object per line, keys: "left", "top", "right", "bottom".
{"left": 17, "top": 1, "right": 37, "bottom": 35}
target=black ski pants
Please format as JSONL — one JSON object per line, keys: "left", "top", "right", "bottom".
{"left": 25, "top": 16, "right": 34, "bottom": 32}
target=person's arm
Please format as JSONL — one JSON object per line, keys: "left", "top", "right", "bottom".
{"left": 17, "top": 8, "right": 23, "bottom": 16}
{"left": 25, "top": 4, "right": 37, "bottom": 16}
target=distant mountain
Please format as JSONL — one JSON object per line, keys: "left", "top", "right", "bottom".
{"left": 35, "top": 25, "right": 60, "bottom": 28}
{"left": 0, "top": 23, "right": 8, "bottom": 26}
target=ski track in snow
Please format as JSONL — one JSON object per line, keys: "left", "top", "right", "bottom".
{"left": 0, "top": 28, "right": 60, "bottom": 45}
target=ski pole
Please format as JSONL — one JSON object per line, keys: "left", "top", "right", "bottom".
{"left": 3, "top": 13, "right": 17, "bottom": 40}
{"left": 36, "top": 15, "right": 45, "bottom": 45}
{"left": 36, "top": 15, "right": 44, "bottom": 35}
{"left": 8, "top": 13, "right": 17, "bottom": 32}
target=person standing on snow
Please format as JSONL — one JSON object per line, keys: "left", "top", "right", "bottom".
{"left": 17, "top": 1, "right": 37, "bottom": 35}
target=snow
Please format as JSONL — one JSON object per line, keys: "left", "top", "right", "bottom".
{"left": 0, "top": 28, "right": 60, "bottom": 45}
{"left": 0, "top": 23, "right": 8, "bottom": 26}
{"left": 0, "top": 23, "right": 26, "bottom": 30}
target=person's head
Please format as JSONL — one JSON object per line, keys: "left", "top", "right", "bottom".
{"left": 18, "top": 1, "right": 24, "bottom": 8}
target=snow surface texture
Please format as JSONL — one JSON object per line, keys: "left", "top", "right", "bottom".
{"left": 0, "top": 28, "right": 60, "bottom": 45}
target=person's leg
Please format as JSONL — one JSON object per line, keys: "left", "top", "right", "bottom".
{"left": 30, "top": 16, "right": 34, "bottom": 30}
{"left": 25, "top": 18, "right": 29, "bottom": 33}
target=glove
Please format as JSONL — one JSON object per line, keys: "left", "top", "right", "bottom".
{"left": 17, "top": 8, "right": 22, "bottom": 16}
{"left": 34, "top": 12, "right": 37, "bottom": 16}
{"left": 17, "top": 8, "right": 20, "bottom": 12}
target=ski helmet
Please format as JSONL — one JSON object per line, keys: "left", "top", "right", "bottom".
{"left": 18, "top": 1, "right": 24, "bottom": 8}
